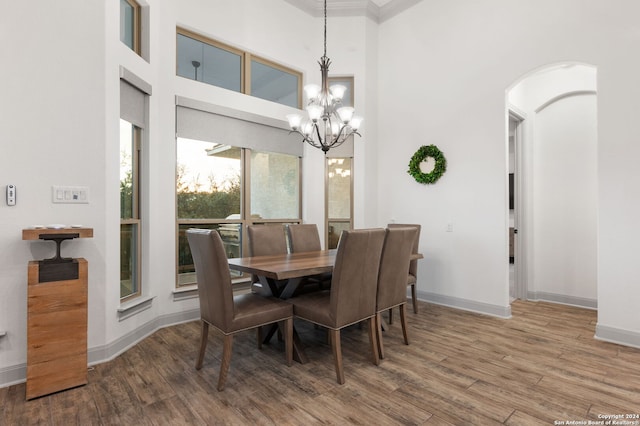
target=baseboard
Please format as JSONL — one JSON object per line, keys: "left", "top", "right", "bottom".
{"left": 417, "top": 290, "right": 512, "bottom": 319}
{"left": 595, "top": 324, "right": 640, "bottom": 349}
{"left": 527, "top": 291, "right": 597, "bottom": 310}
{"left": 0, "top": 363, "right": 27, "bottom": 388}
{"left": 88, "top": 308, "right": 200, "bottom": 365}
{"left": 0, "top": 308, "right": 200, "bottom": 389}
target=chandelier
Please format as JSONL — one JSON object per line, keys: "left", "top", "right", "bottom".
{"left": 286, "top": 0, "right": 362, "bottom": 154}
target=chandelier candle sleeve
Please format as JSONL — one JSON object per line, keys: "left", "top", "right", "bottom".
{"left": 286, "top": 0, "right": 362, "bottom": 154}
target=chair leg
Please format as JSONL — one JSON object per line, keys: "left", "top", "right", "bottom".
{"left": 195, "top": 321, "right": 209, "bottom": 370}
{"left": 399, "top": 304, "right": 410, "bottom": 345}
{"left": 411, "top": 284, "right": 418, "bottom": 314}
{"left": 388, "top": 308, "right": 393, "bottom": 324}
{"left": 257, "top": 326, "right": 263, "bottom": 349}
{"left": 369, "top": 314, "right": 382, "bottom": 365}
{"left": 329, "top": 329, "right": 345, "bottom": 384}
{"left": 374, "top": 314, "right": 384, "bottom": 362}
{"left": 217, "top": 334, "right": 234, "bottom": 391}
{"left": 283, "top": 318, "right": 293, "bottom": 367}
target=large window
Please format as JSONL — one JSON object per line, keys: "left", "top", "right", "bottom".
{"left": 326, "top": 158, "right": 353, "bottom": 249}
{"left": 176, "top": 139, "right": 301, "bottom": 287}
{"left": 120, "top": 0, "right": 140, "bottom": 54}
{"left": 119, "top": 71, "right": 150, "bottom": 302}
{"left": 176, "top": 28, "right": 302, "bottom": 109}
{"left": 120, "top": 120, "right": 141, "bottom": 299}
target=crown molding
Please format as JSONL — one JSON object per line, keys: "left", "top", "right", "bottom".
{"left": 283, "top": 0, "right": 421, "bottom": 23}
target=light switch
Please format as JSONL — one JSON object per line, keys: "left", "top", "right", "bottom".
{"left": 52, "top": 186, "right": 89, "bottom": 204}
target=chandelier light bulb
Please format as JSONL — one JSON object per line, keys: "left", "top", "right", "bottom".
{"left": 336, "top": 107, "right": 355, "bottom": 124}
{"left": 329, "top": 84, "right": 347, "bottom": 101}
{"left": 304, "top": 84, "right": 321, "bottom": 100}
{"left": 286, "top": 114, "right": 302, "bottom": 130}
{"left": 306, "top": 105, "right": 323, "bottom": 122}
{"left": 349, "top": 116, "right": 363, "bottom": 131}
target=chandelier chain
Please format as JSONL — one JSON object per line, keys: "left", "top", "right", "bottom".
{"left": 323, "top": 0, "right": 327, "bottom": 58}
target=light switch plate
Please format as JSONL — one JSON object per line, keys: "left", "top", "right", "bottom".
{"left": 52, "top": 186, "right": 89, "bottom": 204}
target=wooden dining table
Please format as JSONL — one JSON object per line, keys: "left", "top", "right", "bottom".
{"left": 228, "top": 249, "right": 337, "bottom": 363}
{"left": 228, "top": 248, "right": 423, "bottom": 363}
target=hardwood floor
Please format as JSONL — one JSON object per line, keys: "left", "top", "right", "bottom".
{"left": 3, "top": 300, "right": 640, "bottom": 425}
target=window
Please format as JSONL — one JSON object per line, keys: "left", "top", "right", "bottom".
{"left": 249, "top": 57, "right": 300, "bottom": 108}
{"left": 120, "top": 119, "right": 141, "bottom": 299}
{"left": 176, "top": 32, "right": 243, "bottom": 92}
{"left": 119, "top": 70, "right": 150, "bottom": 302}
{"left": 176, "top": 140, "right": 301, "bottom": 286}
{"left": 326, "top": 158, "right": 353, "bottom": 249}
{"left": 120, "top": 0, "right": 140, "bottom": 54}
{"left": 176, "top": 28, "right": 302, "bottom": 109}
{"left": 325, "top": 77, "right": 355, "bottom": 248}
{"left": 175, "top": 100, "right": 303, "bottom": 287}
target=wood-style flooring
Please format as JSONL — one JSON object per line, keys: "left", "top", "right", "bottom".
{"left": 2, "top": 300, "right": 640, "bottom": 425}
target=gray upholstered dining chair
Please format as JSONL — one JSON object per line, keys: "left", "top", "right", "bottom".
{"left": 247, "top": 224, "right": 288, "bottom": 295}
{"left": 387, "top": 223, "right": 422, "bottom": 316}
{"left": 289, "top": 228, "right": 386, "bottom": 384}
{"left": 186, "top": 229, "right": 293, "bottom": 391}
{"left": 375, "top": 226, "right": 418, "bottom": 359}
{"left": 286, "top": 223, "right": 322, "bottom": 252}
{"left": 286, "top": 223, "right": 332, "bottom": 289}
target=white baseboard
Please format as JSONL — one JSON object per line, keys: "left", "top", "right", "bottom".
{"left": 595, "top": 324, "right": 640, "bottom": 349}
{"left": 527, "top": 291, "right": 597, "bottom": 309}
{"left": 417, "top": 290, "right": 512, "bottom": 319}
{"left": 0, "top": 308, "right": 200, "bottom": 389}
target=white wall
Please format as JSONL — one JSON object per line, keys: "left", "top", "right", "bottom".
{"left": 0, "top": 1, "right": 108, "bottom": 382}
{"left": 377, "top": 0, "right": 640, "bottom": 342}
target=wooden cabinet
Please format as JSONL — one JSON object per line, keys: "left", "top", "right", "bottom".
{"left": 22, "top": 228, "right": 92, "bottom": 400}
{"left": 26, "top": 259, "right": 88, "bottom": 400}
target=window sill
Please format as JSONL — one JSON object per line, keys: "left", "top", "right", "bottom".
{"left": 172, "top": 285, "right": 198, "bottom": 302}
{"left": 117, "top": 295, "right": 155, "bottom": 321}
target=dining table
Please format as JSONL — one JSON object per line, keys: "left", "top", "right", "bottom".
{"left": 227, "top": 248, "right": 423, "bottom": 363}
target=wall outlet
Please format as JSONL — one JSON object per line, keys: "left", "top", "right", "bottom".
{"left": 52, "top": 186, "right": 89, "bottom": 204}
{"left": 446, "top": 223, "right": 454, "bottom": 232}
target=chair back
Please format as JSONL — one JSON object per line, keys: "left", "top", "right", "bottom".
{"left": 247, "top": 225, "right": 287, "bottom": 256}
{"left": 377, "top": 227, "right": 418, "bottom": 310}
{"left": 330, "top": 228, "right": 385, "bottom": 327}
{"left": 388, "top": 223, "right": 421, "bottom": 277}
{"left": 287, "top": 224, "right": 322, "bottom": 252}
{"left": 186, "top": 229, "right": 235, "bottom": 330}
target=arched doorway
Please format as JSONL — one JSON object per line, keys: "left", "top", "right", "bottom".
{"left": 507, "top": 63, "right": 598, "bottom": 309}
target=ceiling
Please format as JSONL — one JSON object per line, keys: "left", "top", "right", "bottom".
{"left": 284, "top": 0, "right": 422, "bottom": 23}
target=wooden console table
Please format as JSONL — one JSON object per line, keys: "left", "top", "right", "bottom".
{"left": 22, "top": 227, "right": 93, "bottom": 400}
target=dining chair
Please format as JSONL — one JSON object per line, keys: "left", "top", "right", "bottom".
{"left": 247, "top": 224, "right": 288, "bottom": 295}
{"left": 286, "top": 223, "right": 332, "bottom": 289}
{"left": 289, "top": 228, "right": 386, "bottom": 384}
{"left": 186, "top": 229, "right": 293, "bottom": 391}
{"left": 375, "top": 226, "right": 418, "bottom": 359}
{"left": 387, "top": 223, "right": 422, "bottom": 316}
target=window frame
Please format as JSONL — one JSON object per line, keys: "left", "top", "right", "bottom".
{"left": 119, "top": 68, "right": 151, "bottom": 305}
{"left": 121, "top": 0, "right": 141, "bottom": 55}
{"left": 175, "top": 144, "right": 302, "bottom": 288}
{"left": 325, "top": 157, "right": 354, "bottom": 249}
{"left": 120, "top": 121, "right": 142, "bottom": 302}
{"left": 176, "top": 27, "right": 302, "bottom": 109}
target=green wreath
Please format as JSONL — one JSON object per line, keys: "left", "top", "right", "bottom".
{"left": 408, "top": 145, "right": 447, "bottom": 184}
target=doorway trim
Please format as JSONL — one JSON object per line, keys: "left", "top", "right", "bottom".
{"left": 508, "top": 107, "right": 528, "bottom": 301}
